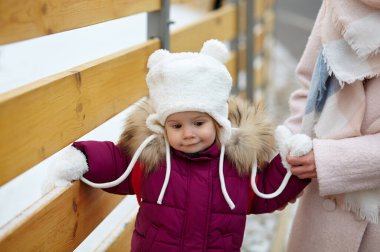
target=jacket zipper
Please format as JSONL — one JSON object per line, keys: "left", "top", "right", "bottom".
{"left": 202, "top": 162, "right": 213, "bottom": 251}
{"left": 180, "top": 162, "right": 191, "bottom": 251}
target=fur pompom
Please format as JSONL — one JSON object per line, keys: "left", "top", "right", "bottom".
{"left": 200, "top": 39, "right": 229, "bottom": 63}
{"left": 147, "top": 49, "right": 170, "bottom": 69}
{"left": 275, "top": 125, "right": 313, "bottom": 170}
{"left": 287, "top": 134, "right": 312, "bottom": 156}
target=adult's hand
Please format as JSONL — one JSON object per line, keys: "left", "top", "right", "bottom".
{"left": 287, "top": 151, "right": 317, "bottom": 179}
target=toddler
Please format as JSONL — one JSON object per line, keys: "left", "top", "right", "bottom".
{"left": 46, "top": 40, "right": 311, "bottom": 251}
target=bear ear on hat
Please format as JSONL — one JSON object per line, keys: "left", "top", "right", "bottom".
{"left": 200, "top": 39, "right": 229, "bottom": 63}
{"left": 147, "top": 49, "right": 171, "bottom": 69}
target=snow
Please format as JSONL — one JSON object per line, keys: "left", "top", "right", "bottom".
{"left": 0, "top": 4, "right": 298, "bottom": 251}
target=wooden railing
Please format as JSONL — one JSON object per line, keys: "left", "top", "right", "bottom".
{"left": 0, "top": 0, "right": 276, "bottom": 251}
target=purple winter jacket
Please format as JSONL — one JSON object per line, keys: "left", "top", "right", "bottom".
{"left": 73, "top": 140, "right": 309, "bottom": 252}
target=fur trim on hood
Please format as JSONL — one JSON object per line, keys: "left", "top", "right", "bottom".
{"left": 118, "top": 96, "right": 275, "bottom": 175}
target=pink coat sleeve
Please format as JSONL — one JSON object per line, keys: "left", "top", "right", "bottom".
{"left": 73, "top": 141, "right": 135, "bottom": 195}
{"left": 314, "top": 133, "right": 380, "bottom": 196}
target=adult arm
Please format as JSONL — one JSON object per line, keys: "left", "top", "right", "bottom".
{"left": 313, "top": 133, "right": 380, "bottom": 196}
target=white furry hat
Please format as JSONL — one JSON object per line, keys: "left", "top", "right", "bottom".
{"left": 146, "top": 39, "right": 233, "bottom": 143}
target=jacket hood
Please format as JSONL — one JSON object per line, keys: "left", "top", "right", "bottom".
{"left": 118, "top": 96, "right": 275, "bottom": 175}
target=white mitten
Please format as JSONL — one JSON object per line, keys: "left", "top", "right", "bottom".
{"left": 42, "top": 146, "right": 89, "bottom": 193}
{"left": 275, "top": 125, "right": 313, "bottom": 170}
{"left": 252, "top": 125, "right": 313, "bottom": 199}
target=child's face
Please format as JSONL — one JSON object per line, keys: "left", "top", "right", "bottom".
{"left": 165, "top": 111, "right": 217, "bottom": 154}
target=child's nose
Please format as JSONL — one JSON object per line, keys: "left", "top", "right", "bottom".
{"left": 183, "top": 126, "right": 194, "bottom": 138}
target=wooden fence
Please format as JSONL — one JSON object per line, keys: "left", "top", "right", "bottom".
{"left": 0, "top": 0, "right": 276, "bottom": 251}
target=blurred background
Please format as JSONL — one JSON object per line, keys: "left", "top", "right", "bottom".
{"left": 276, "top": 0, "right": 320, "bottom": 60}
{"left": 0, "top": 1, "right": 321, "bottom": 251}
{"left": 243, "top": 1, "right": 321, "bottom": 251}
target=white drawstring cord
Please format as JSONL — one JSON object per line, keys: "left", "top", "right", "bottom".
{"left": 250, "top": 159, "right": 292, "bottom": 199}
{"left": 219, "top": 144, "right": 236, "bottom": 210}
{"left": 80, "top": 134, "right": 157, "bottom": 188}
{"left": 78, "top": 115, "right": 238, "bottom": 209}
{"left": 157, "top": 137, "right": 171, "bottom": 204}
{"left": 80, "top": 133, "right": 171, "bottom": 205}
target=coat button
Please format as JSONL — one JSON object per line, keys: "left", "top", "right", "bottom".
{"left": 322, "top": 198, "right": 336, "bottom": 211}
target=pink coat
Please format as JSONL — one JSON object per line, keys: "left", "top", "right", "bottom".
{"left": 284, "top": 1, "right": 380, "bottom": 251}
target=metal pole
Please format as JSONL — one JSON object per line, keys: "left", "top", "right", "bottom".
{"left": 246, "top": 0, "right": 254, "bottom": 101}
{"left": 228, "top": 0, "right": 240, "bottom": 91}
{"left": 147, "top": 0, "right": 171, "bottom": 50}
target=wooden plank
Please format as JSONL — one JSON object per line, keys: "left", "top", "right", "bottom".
{"left": 239, "top": 1, "right": 246, "bottom": 33}
{"left": 254, "top": 24, "right": 265, "bottom": 55}
{"left": 171, "top": 4, "right": 237, "bottom": 52}
{"left": 171, "top": 0, "right": 193, "bottom": 4}
{"left": 95, "top": 213, "right": 137, "bottom": 251}
{"left": 0, "top": 0, "right": 160, "bottom": 45}
{"left": 0, "top": 182, "right": 125, "bottom": 251}
{"left": 0, "top": 40, "right": 160, "bottom": 186}
{"left": 264, "top": 9, "right": 275, "bottom": 34}
{"left": 254, "top": 0, "right": 265, "bottom": 20}
{"left": 171, "top": 4, "right": 238, "bottom": 82}
{"left": 265, "top": 0, "right": 276, "bottom": 9}
{"left": 186, "top": 0, "right": 214, "bottom": 11}
{"left": 254, "top": 57, "right": 265, "bottom": 88}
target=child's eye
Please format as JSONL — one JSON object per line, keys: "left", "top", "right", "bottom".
{"left": 194, "top": 121, "right": 204, "bottom": 127}
{"left": 171, "top": 123, "right": 182, "bottom": 129}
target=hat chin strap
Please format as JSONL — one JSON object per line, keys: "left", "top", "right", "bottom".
{"left": 79, "top": 134, "right": 237, "bottom": 210}
{"left": 250, "top": 158, "right": 291, "bottom": 199}
{"left": 157, "top": 136, "right": 171, "bottom": 204}
{"left": 80, "top": 133, "right": 172, "bottom": 206}
{"left": 219, "top": 144, "right": 235, "bottom": 209}
{"left": 80, "top": 134, "right": 157, "bottom": 189}
{"left": 80, "top": 134, "right": 290, "bottom": 209}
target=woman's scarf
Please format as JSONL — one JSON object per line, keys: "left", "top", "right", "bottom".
{"left": 322, "top": 0, "right": 380, "bottom": 84}
{"left": 302, "top": 0, "right": 380, "bottom": 223}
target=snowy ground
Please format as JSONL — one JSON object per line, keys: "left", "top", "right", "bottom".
{"left": 0, "top": 4, "right": 299, "bottom": 251}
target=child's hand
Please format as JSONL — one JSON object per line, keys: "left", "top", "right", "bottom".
{"left": 275, "top": 125, "right": 313, "bottom": 171}
{"left": 41, "top": 146, "right": 88, "bottom": 194}
{"left": 287, "top": 151, "right": 317, "bottom": 179}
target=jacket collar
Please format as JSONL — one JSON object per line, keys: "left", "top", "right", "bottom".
{"left": 174, "top": 141, "right": 220, "bottom": 161}
{"left": 118, "top": 96, "right": 275, "bottom": 175}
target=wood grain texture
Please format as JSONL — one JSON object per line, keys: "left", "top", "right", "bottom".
{"left": 171, "top": 4, "right": 237, "bottom": 53}
{"left": 0, "top": 182, "right": 125, "bottom": 251}
{"left": 0, "top": 40, "right": 160, "bottom": 185}
{"left": 0, "top": 0, "right": 160, "bottom": 44}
